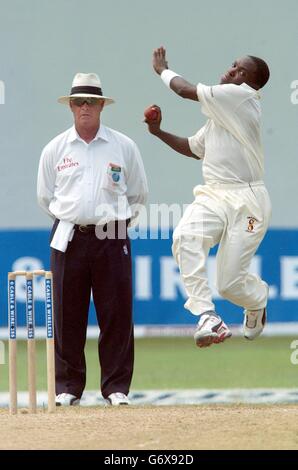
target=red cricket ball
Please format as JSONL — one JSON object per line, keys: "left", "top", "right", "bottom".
{"left": 144, "top": 107, "right": 158, "bottom": 121}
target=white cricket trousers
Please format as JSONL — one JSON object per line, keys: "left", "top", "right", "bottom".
{"left": 172, "top": 182, "right": 271, "bottom": 316}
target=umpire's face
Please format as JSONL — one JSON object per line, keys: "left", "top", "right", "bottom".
{"left": 220, "top": 57, "right": 258, "bottom": 88}
{"left": 70, "top": 98, "right": 105, "bottom": 129}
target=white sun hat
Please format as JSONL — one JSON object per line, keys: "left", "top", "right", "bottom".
{"left": 58, "top": 72, "right": 115, "bottom": 106}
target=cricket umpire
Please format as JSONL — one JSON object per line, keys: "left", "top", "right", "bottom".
{"left": 37, "top": 72, "right": 148, "bottom": 405}
{"left": 145, "top": 47, "right": 271, "bottom": 348}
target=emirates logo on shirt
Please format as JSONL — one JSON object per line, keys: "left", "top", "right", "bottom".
{"left": 57, "top": 156, "right": 79, "bottom": 172}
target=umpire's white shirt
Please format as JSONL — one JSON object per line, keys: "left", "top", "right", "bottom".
{"left": 37, "top": 125, "right": 148, "bottom": 225}
{"left": 188, "top": 83, "right": 264, "bottom": 184}
{"left": 37, "top": 125, "right": 148, "bottom": 251}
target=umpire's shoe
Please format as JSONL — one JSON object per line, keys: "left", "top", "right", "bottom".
{"left": 55, "top": 393, "right": 80, "bottom": 406}
{"left": 194, "top": 312, "right": 232, "bottom": 348}
{"left": 243, "top": 307, "right": 266, "bottom": 340}
{"left": 106, "top": 393, "right": 130, "bottom": 406}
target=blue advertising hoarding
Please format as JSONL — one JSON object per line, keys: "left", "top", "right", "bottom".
{"left": 0, "top": 228, "right": 298, "bottom": 332}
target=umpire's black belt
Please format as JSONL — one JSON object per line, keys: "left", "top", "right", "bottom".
{"left": 74, "top": 220, "right": 130, "bottom": 233}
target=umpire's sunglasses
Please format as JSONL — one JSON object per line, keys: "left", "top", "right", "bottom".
{"left": 70, "top": 97, "right": 102, "bottom": 106}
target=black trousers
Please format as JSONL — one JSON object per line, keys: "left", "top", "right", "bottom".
{"left": 50, "top": 221, "right": 133, "bottom": 399}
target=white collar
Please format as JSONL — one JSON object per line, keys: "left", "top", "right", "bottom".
{"left": 67, "top": 124, "right": 109, "bottom": 144}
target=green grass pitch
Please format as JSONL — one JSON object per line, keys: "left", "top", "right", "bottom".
{"left": 1, "top": 336, "right": 298, "bottom": 392}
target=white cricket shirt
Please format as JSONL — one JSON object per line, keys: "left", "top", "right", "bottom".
{"left": 37, "top": 125, "right": 148, "bottom": 225}
{"left": 188, "top": 83, "right": 264, "bottom": 184}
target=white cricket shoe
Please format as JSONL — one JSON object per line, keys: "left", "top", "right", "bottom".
{"left": 106, "top": 392, "right": 130, "bottom": 406}
{"left": 194, "top": 313, "right": 232, "bottom": 348}
{"left": 55, "top": 393, "right": 80, "bottom": 406}
{"left": 243, "top": 307, "right": 266, "bottom": 340}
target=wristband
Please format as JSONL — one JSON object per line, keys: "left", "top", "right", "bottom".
{"left": 160, "top": 69, "right": 181, "bottom": 88}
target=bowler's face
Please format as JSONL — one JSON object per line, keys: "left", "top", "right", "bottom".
{"left": 220, "top": 56, "right": 258, "bottom": 88}
{"left": 70, "top": 99, "right": 105, "bottom": 127}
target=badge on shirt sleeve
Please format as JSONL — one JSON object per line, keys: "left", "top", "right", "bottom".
{"left": 107, "top": 163, "right": 122, "bottom": 184}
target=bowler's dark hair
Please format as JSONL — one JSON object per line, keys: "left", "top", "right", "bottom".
{"left": 248, "top": 56, "right": 270, "bottom": 89}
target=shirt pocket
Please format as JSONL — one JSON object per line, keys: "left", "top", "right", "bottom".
{"left": 101, "top": 163, "right": 127, "bottom": 195}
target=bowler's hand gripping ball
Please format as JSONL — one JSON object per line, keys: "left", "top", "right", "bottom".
{"left": 144, "top": 106, "right": 158, "bottom": 121}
